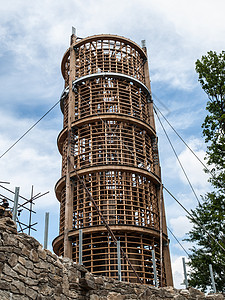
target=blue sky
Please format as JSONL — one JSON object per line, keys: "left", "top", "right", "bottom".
{"left": 0, "top": 0, "right": 224, "bottom": 288}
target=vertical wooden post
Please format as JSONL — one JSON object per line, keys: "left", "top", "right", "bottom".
{"left": 162, "top": 191, "right": 173, "bottom": 286}
{"left": 64, "top": 30, "right": 77, "bottom": 259}
{"left": 142, "top": 45, "right": 155, "bottom": 131}
{"left": 159, "top": 183, "right": 163, "bottom": 286}
{"left": 143, "top": 42, "right": 173, "bottom": 287}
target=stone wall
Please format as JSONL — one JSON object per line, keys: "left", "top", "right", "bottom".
{"left": 0, "top": 217, "right": 224, "bottom": 300}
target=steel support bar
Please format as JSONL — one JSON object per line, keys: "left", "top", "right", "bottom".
{"left": 209, "top": 264, "right": 216, "bottom": 293}
{"left": 151, "top": 249, "right": 158, "bottom": 287}
{"left": 44, "top": 212, "right": 49, "bottom": 249}
{"left": 79, "top": 229, "right": 83, "bottom": 265}
{"left": 28, "top": 186, "right": 34, "bottom": 235}
{"left": 0, "top": 185, "right": 35, "bottom": 213}
{"left": 182, "top": 257, "right": 188, "bottom": 288}
{"left": 12, "top": 187, "right": 20, "bottom": 222}
{"left": 72, "top": 72, "right": 151, "bottom": 101}
{"left": 117, "top": 240, "right": 122, "bottom": 281}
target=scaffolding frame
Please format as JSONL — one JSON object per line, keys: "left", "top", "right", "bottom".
{"left": 53, "top": 33, "right": 173, "bottom": 286}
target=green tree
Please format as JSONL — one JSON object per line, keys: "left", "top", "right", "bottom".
{"left": 186, "top": 51, "right": 225, "bottom": 293}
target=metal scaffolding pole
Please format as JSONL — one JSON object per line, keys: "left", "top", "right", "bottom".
{"left": 12, "top": 187, "right": 20, "bottom": 222}
{"left": 151, "top": 249, "right": 158, "bottom": 287}
{"left": 28, "top": 185, "right": 34, "bottom": 235}
{"left": 117, "top": 240, "right": 122, "bottom": 281}
{"left": 44, "top": 212, "right": 49, "bottom": 249}
{"left": 182, "top": 257, "right": 188, "bottom": 288}
{"left": 209, "top": 264, "right": 216, "bottom": 293}
{"left": 79, "top": 229, "right": 83, "bottom": 265}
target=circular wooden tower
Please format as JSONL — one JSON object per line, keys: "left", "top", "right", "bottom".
{"left": 53, "top": 32, "right": 173, "bottom": 286}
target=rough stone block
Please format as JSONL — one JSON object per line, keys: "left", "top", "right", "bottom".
{"left": 174, "top": 295, "right": 187, "bottom": 300}
{"left": 26, "top": 286, "right": 38, "bottom": 299}
{"left": 13, "top": 263, "right": 27, "bottom": 276}
{"left": 27, "top": 269, "right": 36, "bottom": 279}
{"left": 94, "top": 277, "right": 104, "bottom": 285}
{"left": 29, "top": 249, "right": 39, "bottom": 263}
{"left": 0, "top": 280, "right": 10, "bottom": 291}
{"left": 180, "top": 289, "right": 190, "bottom": 296}
{"left": 3, "top": 263, "right": 19, "bottom": 279}
{"left": 21, "top": 246, "right": 30, "bottom": 257}
{"left": 68, "top": 270, "right": 79, "bottom": 283}
{"left": 25, "top": 259, "right": 34, "bottom": 269}
{"left": 39, "top": 283, "right": 52, "bottom": 296}
{"left": 36, "top": 261, "right": 47, "bottom": 269}
{"left": 90, "top": 295, "right": 100, "bottom": 300}
{"left": 0, "top": 262, "right": 4, "bottom": 273}
{"left": 8, "top": 253, "right": 18, "bottom": 267}
{"left": 18, "top": 256, "right": 26, "bottom": 266}
{"left": 38, "top": 248, "right": 47, "bottom": 260}
{"left": 107, "top": 292, "right": 126, "bottom": 300}
{"left": 0, "top": 290, "right": 11, "bottom": 300}
{"left": 0, "top": 252, "right": 6, "bottom": 262}
{"left": 206, "top": 295, "right": 224, "bottom": 300}
{"left": 189, "top": 287, "right": 205, "bottom": 297}
{"left": 79, "top": 278, "right": 96, "bottom": 290}
{"left": 11, "top": 280, "right": 25, "bottom": 294}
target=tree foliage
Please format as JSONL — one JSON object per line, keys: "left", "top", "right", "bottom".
{"left": 196, "top": 51, "right": 225, "bottom": 189}
{"left": 186, "top": 51, "right": 225, "bottom": 293}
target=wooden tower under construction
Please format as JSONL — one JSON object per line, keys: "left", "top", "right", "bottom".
{"left": 53, "top": 32, "right": 173, "bottom": 286}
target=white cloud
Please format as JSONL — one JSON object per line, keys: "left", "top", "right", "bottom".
{"left": 169, "top": 215, "right": 193, "bottom": 238}
{"left": 177, "top": 138, "right": 210, "bottom": 191}
{"left": 150, "top": 0, "right": 225, "bottom": 50}
{"left": 1, "top": 0, "right": 225, "bottom": 93}
{"left": 0, "top": 0, "right": 223, "bottom": 278}
{"left": 0, "top": 110, "right": 61, "bottom": 209}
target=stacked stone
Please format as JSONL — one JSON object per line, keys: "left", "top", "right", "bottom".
{"left": 0, "top": 217, "right": 224, "bottom": 300}
{"left": 88, "top": 275, "right": 224, "bottom": 300}
{"left": 0, "top": 217, "right": 87, "bottom": 300}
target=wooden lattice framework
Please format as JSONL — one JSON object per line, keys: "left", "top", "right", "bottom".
{"left": 53, "top": 33, "right": 173, "bottom": 286}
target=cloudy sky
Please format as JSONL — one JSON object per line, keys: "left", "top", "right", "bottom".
{"left": 0, "top": 0, "right": 224, "bottom": 288}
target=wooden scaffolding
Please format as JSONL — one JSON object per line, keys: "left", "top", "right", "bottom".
{"left": 53, "top": 33, "right": 173, "bottom": 286}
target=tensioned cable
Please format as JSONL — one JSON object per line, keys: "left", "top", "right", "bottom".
{"left": 0, "top": 90, "right": 146, "bottom": 283}
{"left": 152, "top": 93, "right": 171, "bottom": 116}
{"left": 164, "top": 185, "right": 225, "bottom": 253}
{"left": 153, "top": 107, "right": 201, "bottom": 205}
{"left": 152, "top": 99, "right": 225, "bottom": 253}
{"left": 1, "top": 79, "right": 223, "bottom": 254}
{"left": 153, "top": 106, "right": 225, "bottom": 253}
{"left": 0, "top": 99, "right": 61, "bottom": 159}
{"left": 167, "top": 226, "right": 190, "bottom": 257}
{"left": 78, "top": 90, "right": 225, "bottom": 253}
{"left": 153, "top": 102, "right": 215, "bottom": 179}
